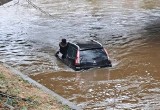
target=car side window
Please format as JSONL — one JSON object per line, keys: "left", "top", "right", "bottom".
{"left": 67, "top": 44, "right": 77, "bottom": 59}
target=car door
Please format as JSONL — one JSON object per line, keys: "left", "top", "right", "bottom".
{"left": 66, "top": 43, "right": 77, "bottom": 68}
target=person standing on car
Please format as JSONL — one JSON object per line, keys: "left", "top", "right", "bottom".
{"left": 55, "top": 39, "right": 68, "bottom": 59}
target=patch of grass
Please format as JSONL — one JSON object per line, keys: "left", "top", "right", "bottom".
{"left": 18, "top": 77, "right": 29, "bottom": 84}
{"left": 9, "top": 88, "right": 21, "bottom": 95}
{"left": 0, "top": 73, "right": 5, "bottom": 80}
{"left": 62, "top": 105, "right": 71, "bottom": 110}
{"left": 0, "top": 73, "right": 6, "bottom": 88}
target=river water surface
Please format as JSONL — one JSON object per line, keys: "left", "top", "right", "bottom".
{"left": 0, "top": 0, "right": 160, "bottom": 109}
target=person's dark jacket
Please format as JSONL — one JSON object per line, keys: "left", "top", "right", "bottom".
{"left": 59, "top": 42, "right": 68, "bottom": 55}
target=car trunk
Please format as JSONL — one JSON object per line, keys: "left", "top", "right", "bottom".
{"left": 79, "top": 48, "right": 111, "bottom": 69}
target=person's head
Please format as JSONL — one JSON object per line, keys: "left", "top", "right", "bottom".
{"left": 62, "top": 39, "right": 66, "bottom": 44}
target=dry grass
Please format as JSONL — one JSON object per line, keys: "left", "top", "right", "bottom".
{"left": 0, "top": 65, "right": 66, "bottom": 110}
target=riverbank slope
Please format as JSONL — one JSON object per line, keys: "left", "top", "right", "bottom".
{"left": 0, "top": 64, "right": 66, "bottom": 110}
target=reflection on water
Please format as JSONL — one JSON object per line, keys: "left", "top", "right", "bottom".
{"left": 0, "top": 0, "right": 160, "bottom": 109}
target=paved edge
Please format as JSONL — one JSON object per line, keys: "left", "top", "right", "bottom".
{"left": 2, "top": 63, "right": 82, "bottom": 110}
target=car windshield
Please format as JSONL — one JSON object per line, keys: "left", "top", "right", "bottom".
{"left": 80, "top": 49, "right": 108, "bottom": 63}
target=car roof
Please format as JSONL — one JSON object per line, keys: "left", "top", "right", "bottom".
{"left": 70, "top": 40, "right": 103, "bottom": 50}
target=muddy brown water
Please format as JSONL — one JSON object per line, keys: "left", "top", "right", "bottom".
{"left": 0, "top": 0, "right": 160, "bottom": 109}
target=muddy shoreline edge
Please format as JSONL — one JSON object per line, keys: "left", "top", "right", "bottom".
{"left": 1, "top": 62, "right": 82, "bottom": 110}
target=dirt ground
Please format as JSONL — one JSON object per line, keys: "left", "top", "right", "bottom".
{"left": 0, "top": 64, "right": 68, "bottom": 110}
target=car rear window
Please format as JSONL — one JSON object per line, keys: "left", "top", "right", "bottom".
{"left": 80, "top": 49, "right": 108, "bottom": 63}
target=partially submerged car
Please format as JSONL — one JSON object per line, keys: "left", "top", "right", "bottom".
{"left": 55, "top": 40, "right": 112, "bottom": 71}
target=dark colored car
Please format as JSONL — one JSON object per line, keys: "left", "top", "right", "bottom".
{"left": 55, "top": 40, "right": 112, "bottom": 71}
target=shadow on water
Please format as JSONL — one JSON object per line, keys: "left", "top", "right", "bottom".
{"left": 0, "top": 0, "right": 12, "bottom": 5}
{"left": 143, "top": 18, "right": 160, "bottom": 43}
